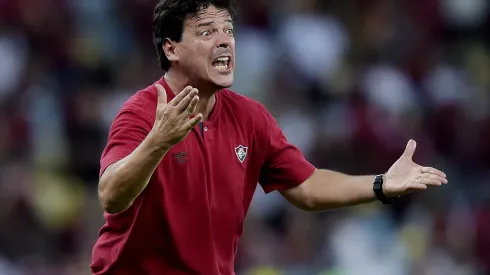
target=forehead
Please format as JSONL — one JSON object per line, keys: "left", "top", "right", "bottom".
{"left": 185, "top": 5, "right": 232, "bottom": 27}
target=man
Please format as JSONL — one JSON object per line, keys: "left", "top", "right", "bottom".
{"left": 90, "top": 0, "right": 448, "bottom": 274}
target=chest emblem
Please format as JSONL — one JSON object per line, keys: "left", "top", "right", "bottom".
{"left": 234, "top": 145, "right": 248, "bottom": 163}
{"left": 172, "top": 152, "right": 187, "bottom": 164}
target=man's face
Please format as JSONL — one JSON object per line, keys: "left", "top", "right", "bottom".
{"left": 174, "top": 5, "right": 235, "bottom": 88}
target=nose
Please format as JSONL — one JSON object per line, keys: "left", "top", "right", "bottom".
{"left": 216, "top": 32, "right": 231, "bottom": 49}
{"left": 218, "top": 41, "right": 229, "bottom": 48}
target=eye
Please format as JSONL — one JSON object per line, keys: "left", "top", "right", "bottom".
{"left": 225, "top": 29, "right": 234, "bottom": 35}
{"left": 201, "top": 30, "right": 211, "bottom": 37}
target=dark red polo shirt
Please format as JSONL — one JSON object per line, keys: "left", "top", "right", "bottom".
{"left": 90, "top": 77, "right": 315, "bottom": 275}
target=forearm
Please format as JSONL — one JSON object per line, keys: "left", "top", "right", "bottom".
{"left": 304, "top": 169, "right": 377, "bottom": 211}
{"left": 98, "top": 130, "right": 170, "bottom": 214}
{"left": 283, "top": 140, "right": 448, "bottom": 211}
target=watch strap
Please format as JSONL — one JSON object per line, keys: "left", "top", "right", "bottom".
{"left": 373, "top": 174, "right": 398, "bottom": 204}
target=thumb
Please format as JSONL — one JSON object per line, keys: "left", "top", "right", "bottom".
{"left": 401, "top": 139, "right": 417, "bottom": 159}
{"left": 155, "top": 84, "right": 167, "bottom": 106}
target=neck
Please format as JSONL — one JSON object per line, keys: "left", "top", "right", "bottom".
{"left": 164, "top": 70, "right": 217, "bottom": 120}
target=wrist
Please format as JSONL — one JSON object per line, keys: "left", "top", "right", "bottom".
{"left": 373, "top": 174, "right": 398, "bottom": 204}
{"left": 382, "top": 174, "right": 389, "bottom": 196}
{"left": 146, "top": 128, "right": 173, "bottom": 153}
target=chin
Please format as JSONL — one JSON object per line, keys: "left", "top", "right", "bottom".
{"left": 210, "top": 74, "right": 234, "bottom": 88}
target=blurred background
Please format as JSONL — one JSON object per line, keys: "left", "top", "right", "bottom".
{"left": 0, "top": 0, "right": 490, "bottom": 274}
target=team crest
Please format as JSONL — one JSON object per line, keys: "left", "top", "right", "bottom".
{"left": 234, "top": 145, "right": 248, "bottom": 163}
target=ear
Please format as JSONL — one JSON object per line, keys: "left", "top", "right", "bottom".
{"left": 163, "top": 38, "right": 179, "bottom": 63}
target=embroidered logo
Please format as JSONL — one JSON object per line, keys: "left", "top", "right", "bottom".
{"left": 173, "top": 152, "right": 188, "bottom": 164}
{"left": 234, "top": 145, "right": 248, "bottom": 163}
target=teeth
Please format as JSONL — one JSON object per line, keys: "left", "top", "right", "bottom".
{"left": 213, "top": 64, "right": 229, "bottom": 71}
{"left": 216, "top": 57, "right": 229, "bottom": 62}
{"left": 212, "top": 57, "right": 230, "bottom": 71}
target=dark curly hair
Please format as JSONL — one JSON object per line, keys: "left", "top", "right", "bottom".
{"left": 153, "top": 0, "right": 237, "bottom": 71}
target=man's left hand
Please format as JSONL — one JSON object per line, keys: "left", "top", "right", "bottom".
{"left": 383, "top": 139, "right": 448, "bottom": 197}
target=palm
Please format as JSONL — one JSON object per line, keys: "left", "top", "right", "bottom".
{"left": 382, "top": 140, "right": 448, "bottom": 197}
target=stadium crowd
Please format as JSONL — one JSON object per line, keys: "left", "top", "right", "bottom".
{"left": 0, "top": 0, "right": 489, "bottom": 274}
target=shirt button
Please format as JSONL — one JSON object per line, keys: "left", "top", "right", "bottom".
{"left": 204, "top": 127, "right": 209, "bottom": 131}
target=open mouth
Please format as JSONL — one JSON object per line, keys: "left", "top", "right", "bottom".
{"left": 212, "top": 56, "right": 231, "bottom": 72}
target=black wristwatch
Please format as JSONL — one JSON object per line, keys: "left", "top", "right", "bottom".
{"left": 373, "top": 174, "right": 398, "bottom": 204}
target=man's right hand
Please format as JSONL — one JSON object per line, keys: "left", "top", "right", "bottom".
{"left": 98, "top": 84, "right": 203, "bottom": 213}
{"left": 150, "top": 84, "right": 203, "bottom": 149}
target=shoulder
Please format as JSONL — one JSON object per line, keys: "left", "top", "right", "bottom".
{"left": 123, "top": 84, "right": 157, "bottom": 116}
{"left": 219, "top": 89, "right": 271, "bottom": 121}
{"left": 118, "top": 83, "right": 158, "bottom": 122}
{"left": 108, "top": 83, "right": 158, "bottom": 133}
{"left": 219, "top": 89, "right": 276, "bottom": 143}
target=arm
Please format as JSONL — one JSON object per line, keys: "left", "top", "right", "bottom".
{"left": 281, "top": 140, "right": 448, "bottom": 211}
{"left": 257, "top": 108, "right": 448, "bottom": 212}
{"left": 280, "top": 169, "right": 376, "bottom": 211}
{"left": 98, "top": 130, "right": 169, "bottom": 214}
{"left": 99, "top": 84, "right": 202, "bottom": 214}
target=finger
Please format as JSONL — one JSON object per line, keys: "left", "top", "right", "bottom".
{"left": 401, "top": 139, "right": 417, "bottom": 160}
{"left": 156, "top": 84, "right": 167, "bottom": 106}
{"left": 417, "top": 177, "right": 443, "bottom": 186}
{"left": 188, "top": 113, "right": 203, "bottom": 129}
{"left": 169, "top": 86, "right": 193, "bottom": 106}
{"left": 420, "top": 173, "right": 448, "bottom": 184}
{"left": 408, "top": 181, "right": 428, "bottom": 190}
{"left": 421, "top": 167, "right": 446, "bottom": 178}
{"left": 185, "top": 95, "right": 199, "bottom": 115}
{"left": 176, "top": 88, "right": 198, "bottom": 112}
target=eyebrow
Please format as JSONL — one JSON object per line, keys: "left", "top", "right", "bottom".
{"left": 196, "top": 19, "right": 233, "bottom": 28}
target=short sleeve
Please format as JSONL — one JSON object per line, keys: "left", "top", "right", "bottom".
{"left": 99, "top": 108, "right": 153, "bottom": 177}
{"left": 258, "top": 111, "right": 316, "bottom": 193}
